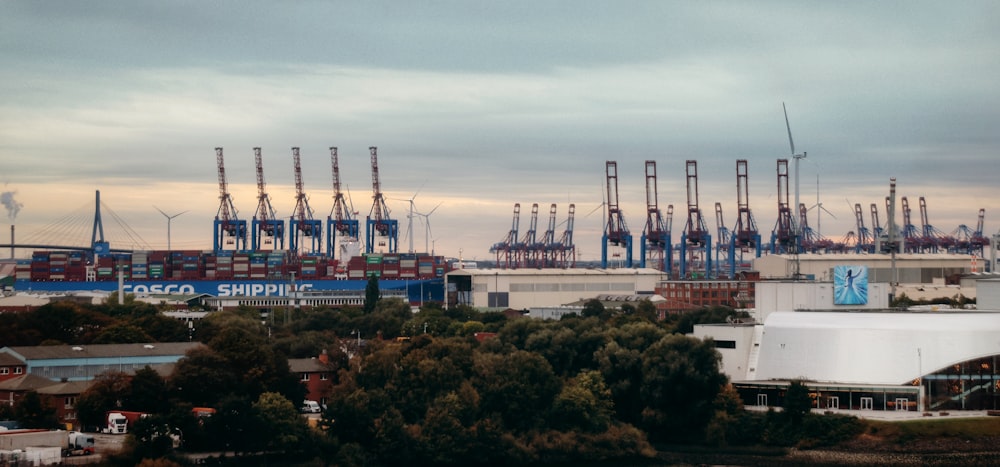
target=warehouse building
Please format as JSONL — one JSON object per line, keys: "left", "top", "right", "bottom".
{"left": 445, "top": 268, "right": 666, "bottom": 310}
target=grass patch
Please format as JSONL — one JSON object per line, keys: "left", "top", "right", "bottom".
{"left": 867, "top": 417, "right": 1000, "bottom": 440}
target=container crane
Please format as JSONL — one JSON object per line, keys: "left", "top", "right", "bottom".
{"left": 853, "top": 203, "right": 874, "bottom": 253}
{"left": 799, "top": 203, "right": 833, "bottom": 252}
{"left": 536, "top": 203, "right": 558, "bottom": 267}
{"left": 919, "top": 197, "right": 955, "bottom": 253}
{"left": 517, "top": 203, "right": 539, "bottom": 268}
{"left": 640, "top": 160, "right": 669, "bottom": 271}
{"left": 733, "top": 159, "right": 761, "bottom": 254}
{"left": 952, "top": 208, "right": 988, "bottom": 256}
{"left": 365, "top": 147, "right": 399, "bottom": 254}
{"left": 601, "top": 161, "right": 633, "bottom": 268}
{"left": 871, "top": 203, "right": 885, "bottom": 244}
{"left": 288, "top": 147, "right": 323, "bottom": 255}
{"left": 213, "top": 147, "right": 247, "bottom": 252}
{"left": 769, "top": 159, "right": 795, "bottom": 254}
{"left": 900, "top": 196, "right": 921, "bottom": 253}
{"left": 555, "top": 203, "right": 576, "bottom": 268}
{"left": 714, "top": 202, "right": 733, "bottom": 278}
{"left": 680, "top": 160, "right": 711, "bottom": 278}
{"left": 490, "top": 203, "right": 520, "bottom": 269}
{"left": 326, "top": 147, "right": 360, "bottom": 259}
{"left": 251, "top": 147, "right": 285, "bottom": 251}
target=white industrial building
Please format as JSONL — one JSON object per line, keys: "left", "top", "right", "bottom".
{"left": 753, "top": 253, "right": 975, "bottom": 283}
{"left": 445, "top": 268, "right": 666, "bottom": 310}
{"left": 694, "top": 280, "right": 1000, "bottom": 412}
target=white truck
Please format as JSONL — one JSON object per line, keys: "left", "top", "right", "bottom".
{"left": 104, "top": 410, "right": 148, "bottom": 434}
{"left": 0, "top": 429, "right": 95, "bottom": 459}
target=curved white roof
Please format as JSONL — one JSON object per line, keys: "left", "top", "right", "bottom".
{"left": 755, "top": 311, "right": 1000, "bottom": 385}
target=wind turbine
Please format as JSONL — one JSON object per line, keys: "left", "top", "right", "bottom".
{"left": 414, "top": 202, "right": 442, "bottom": 254}
{"left": 784, "top": 102, "right": 807, "bottom": 248}
{"left": 393, "top": 183, "right": 426, "bottom": 254}
{"left": 155, "top": 206, "right": 188, "bottom": 251}
{"left": 807, "top": 174, "right": 836, "bottom": 237}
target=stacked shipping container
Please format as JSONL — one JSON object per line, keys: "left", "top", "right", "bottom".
{"left": 24, "top": 250, "right": 450, "bottom": 283}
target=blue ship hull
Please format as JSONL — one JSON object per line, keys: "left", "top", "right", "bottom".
{"left": 13, "top": 278, "right": 446, "bottom": 303}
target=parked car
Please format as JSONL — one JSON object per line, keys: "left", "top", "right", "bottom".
{"left": 300, "top": 400, "right": 321, "bottom": 413}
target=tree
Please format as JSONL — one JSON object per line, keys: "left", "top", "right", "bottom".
{"left": 169, "top": 347, "right": 238, "bottom": 406}
{"left": 76, "top": 370, "right": 132, "bottom": 429}
{"left": 783, "top": 380, "right": 812, "bottom": 425}
{"left": 253, "top": 392, "right": 311, "bottom": 454}
{"left": 127, "top": 366, "right": 170, "bottom": 413}
{"left": 92, "top": 323, "right": 154, "bottom": 344}
{"left": 364, "top": 274, "right": 381, "bottom": 313}
{"left": 581, "top": 298, "right": 606, "bottom": 319}
{"left": 472, "top": 350, "right": 561, "bottom": 432}
{"left": 551, "top": 370, "right": 614, "bottom": 432}
{"left": 638, "top": 334, "right": 728, "bottom": 441}
{"left": 14, "top": 391, "right": 59, "bottom": 429}
{"left": 130, "top": 314, "right": 190, "bottom": 342}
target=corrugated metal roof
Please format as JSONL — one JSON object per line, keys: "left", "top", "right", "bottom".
{"left": 2, "top": 342, "right": 202, "bottom": 361}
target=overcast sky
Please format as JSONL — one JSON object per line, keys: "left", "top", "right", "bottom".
{"left": 2, "top": 1, "right": 998, "bottom": 262}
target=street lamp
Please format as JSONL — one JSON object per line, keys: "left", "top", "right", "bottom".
{"left": 917, "top": 347, "right": 923, "bottom": 412}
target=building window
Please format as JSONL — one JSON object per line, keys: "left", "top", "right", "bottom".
{"left": 320, "top": 373, "right": 328, "bottom": 381}
{"left": 714, "top": 340, "right": 737, "bottom": 349}
{"left": 301, "top": 373, "right": 310, "bottom": 381}
{"left": 14, "top": 368, "right": 21, "bottom": 375}
{"left": 0, "top": 368, "right": 7, "bottom": 375}
{"left": 65, "top": 397, "right": 77, "bottom": 409}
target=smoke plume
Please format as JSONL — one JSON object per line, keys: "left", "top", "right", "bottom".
{"left": 1, "top": 191, "right": 23, "bottom": 220}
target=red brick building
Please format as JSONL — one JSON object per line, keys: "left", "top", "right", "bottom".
{"left": 0, "top": 374, "right": 93, "bottom": 430}
{"left": 654, "top": 271, "right": 760, "bottom": 316}
{"left": 0, "top": 353, "right": 26, "bottom": 382}
{"left": 289, "top": 352, "right": 336, "bottom": 409}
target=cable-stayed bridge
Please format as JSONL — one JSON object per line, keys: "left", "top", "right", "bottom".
{"left": 0, "top": 191, "right": 151, "bottom": 258}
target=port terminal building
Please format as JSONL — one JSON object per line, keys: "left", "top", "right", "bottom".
{"left": 694, "top": 278, "right": 1000, "bottom": 413}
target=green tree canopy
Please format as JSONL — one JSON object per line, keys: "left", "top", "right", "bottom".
{"left": 14, "top": 391, "right": 59, "bottom": 429}
{"left": 75, "top": 370, "right": 132, "bottom": 429}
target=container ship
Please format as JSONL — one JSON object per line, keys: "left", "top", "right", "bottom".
{"left": 9, "top": 249, "right": 451, "bottom": 304}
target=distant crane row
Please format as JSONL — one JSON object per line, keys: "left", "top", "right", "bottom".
{"left": 490, "top": 202, "right": 577, "bottom": 269}
{"left": 486, "top": 156, "right": 986, "bottom": 278}
{"left": 212, "top": 147, "right": 426, "bottom": 260}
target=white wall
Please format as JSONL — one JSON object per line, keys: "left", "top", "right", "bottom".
{"left": 692, "top": 324, "right": 756, "bottom": 382}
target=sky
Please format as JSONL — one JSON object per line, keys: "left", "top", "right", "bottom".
{"left": 2, "top": 1, "right": 998, "bottom": 263}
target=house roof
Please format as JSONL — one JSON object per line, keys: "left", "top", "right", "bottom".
{"left": 0, "top": 373, "right": 56, "bottom": 392}
{"left": 36, "top": 379, "right": 93, "bottom": 395}
{"left": 0, "top": 352, "right": 24, "bottom": 366}
{"left": 1, "top": 342, "right": 202, "bottom": 361}
{"left": 288, "top": 358, "right": 332, "bottom": 373}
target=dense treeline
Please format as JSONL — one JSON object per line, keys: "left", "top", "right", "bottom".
{"left": 1, "top": 293, "right": 862, "bottom": 465}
